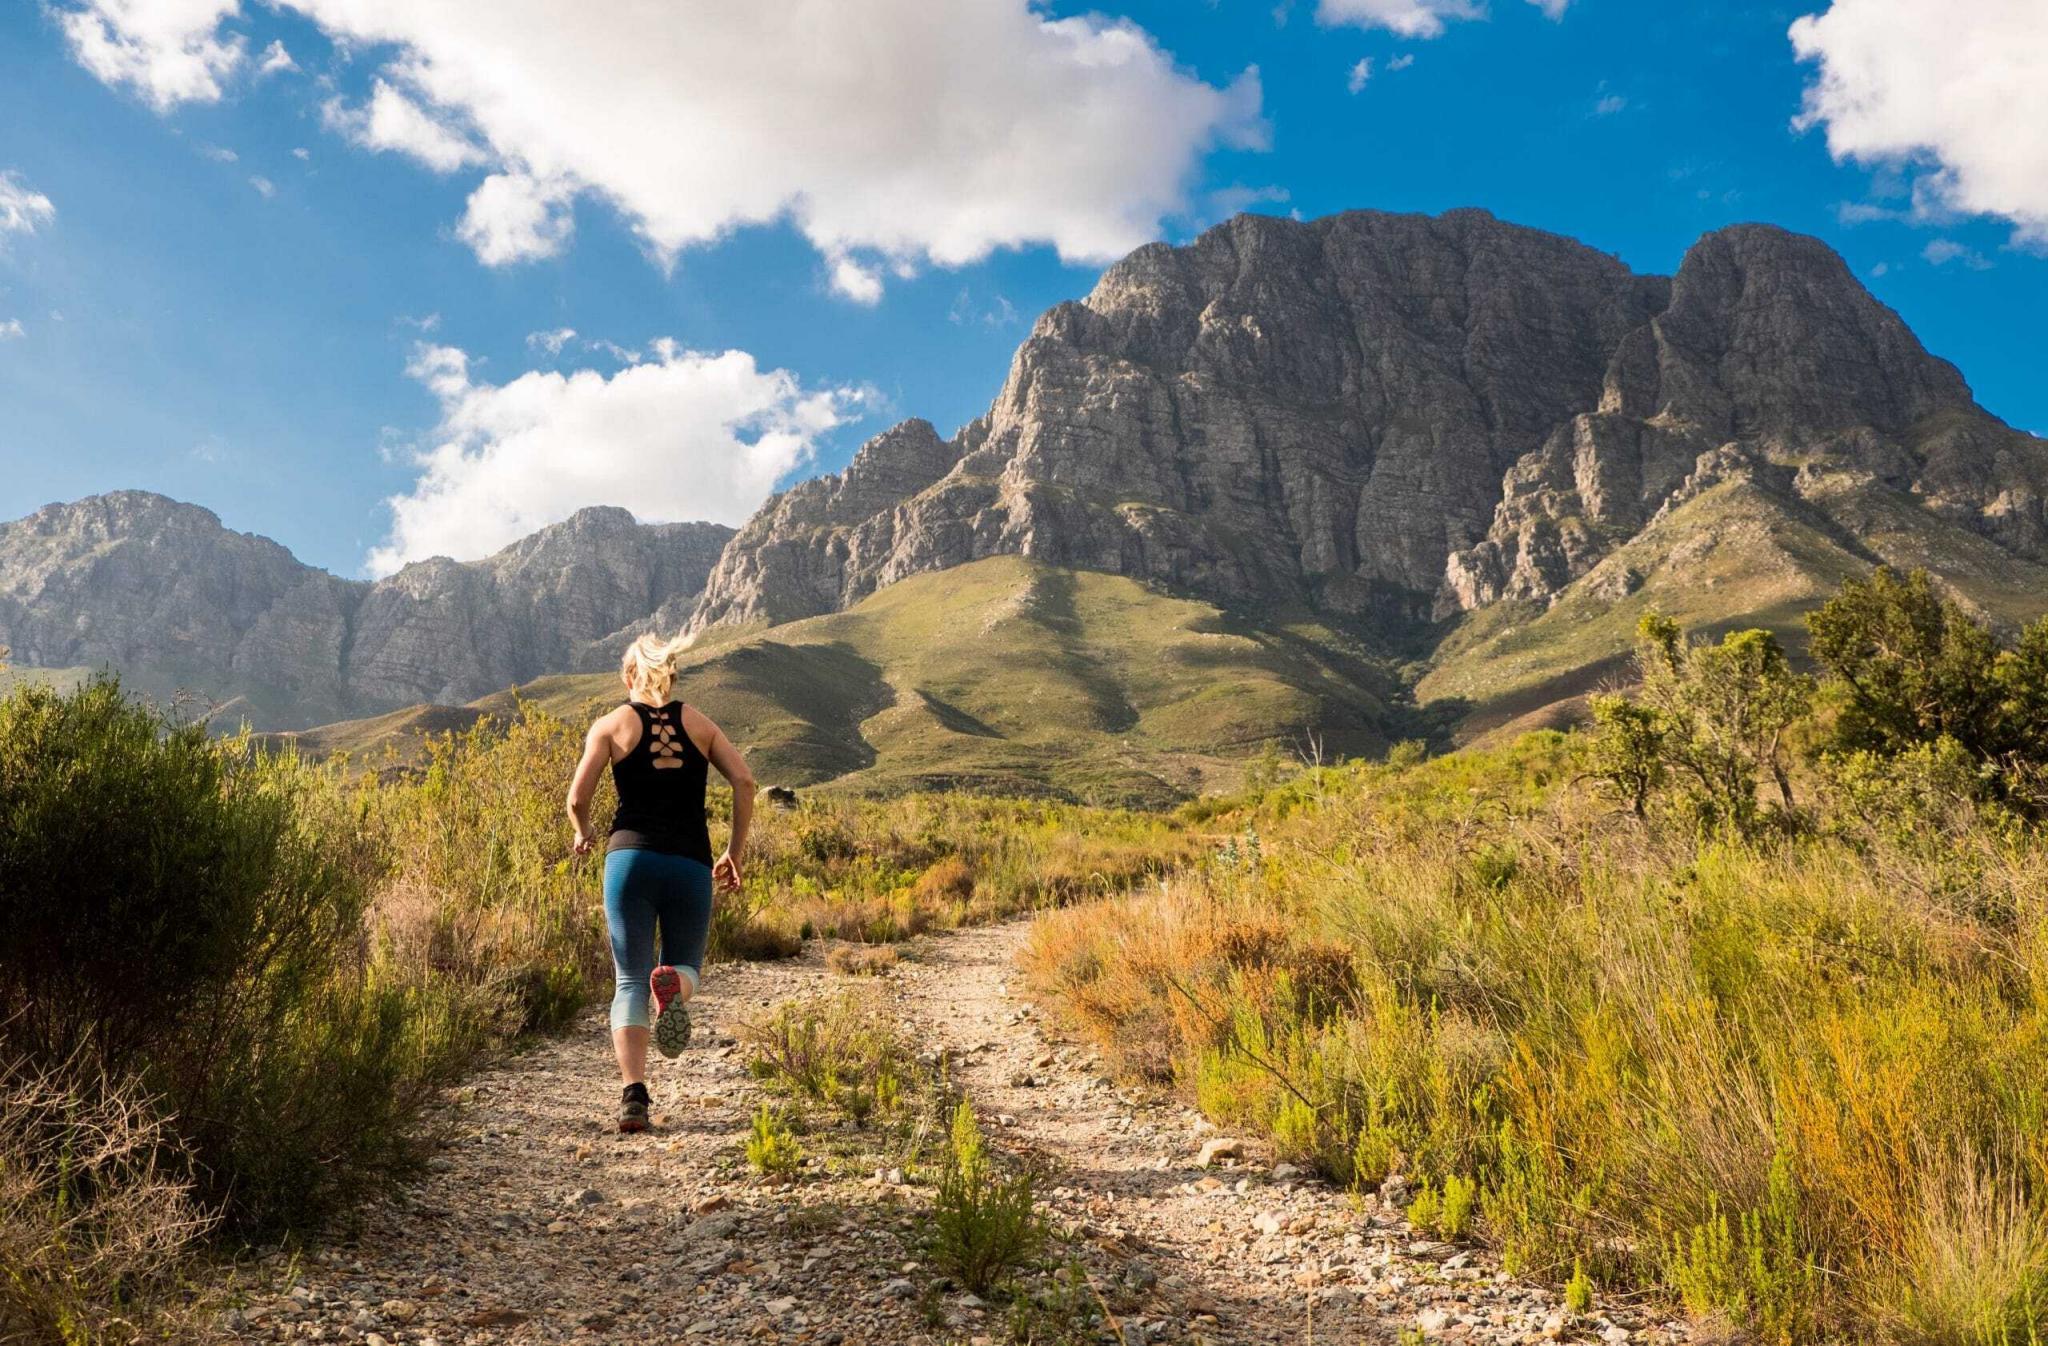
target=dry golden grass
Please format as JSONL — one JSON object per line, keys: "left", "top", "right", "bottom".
{"left": 1020, "top": 733, "right": 2048, "bottom": 1344}
{"left": 0, "top": 1058, "right": 219, "bottom": 1344}
{"left": 826, "top": 943, "right": 901, "bottom": 976}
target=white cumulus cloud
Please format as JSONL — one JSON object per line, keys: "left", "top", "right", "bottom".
{"left": 1791, "top": 0, "right": 2048, "bottom": 245}
{"left": 0, "top": 171, "right": 57, "bottom": 236}
{"left": 0, "top": 318, "right": 25, "bottom": 340}
{"left": 1317, "top": 0, "right": 1565, "bottom": 38}
{"left": 1347, "top": 58, "right": 1372, "bottom": 93}
{"left": 59, "top": 0, "right": 242, "bottom": 111}
{"left": 322, "top": 79, "right": 484, "bottom": 174}
{"left": 455, "top": 172, "right": 576, "bottom": 266}
{"left": 58, "top": 0, "right": 1265, "bottom": 296}
{"left": 256, "top": 38, "right": 293, "bottom": 74}
{"left": 367, "top": 343, "right": 861, "bottom": 576}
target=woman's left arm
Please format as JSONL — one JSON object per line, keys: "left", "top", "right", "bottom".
{"left": 692, "top": 712, "right": 756, "bottom": 892}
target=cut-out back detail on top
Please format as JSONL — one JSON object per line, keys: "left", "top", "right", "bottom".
{"left": 607, "top": 700, "right": 713, "bottom": 864}
{"left": 645, "top": 703, "right": 686, "bottom": 769}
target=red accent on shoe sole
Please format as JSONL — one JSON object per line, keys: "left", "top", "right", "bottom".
{"left": 650, "top": 965, "right": 681, "bottom": 1016}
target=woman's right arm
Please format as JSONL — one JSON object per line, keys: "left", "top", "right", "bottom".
{"left": 565, "top": 719, "right": 613, "bottom": 854}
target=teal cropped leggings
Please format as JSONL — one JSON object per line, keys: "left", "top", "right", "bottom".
{"left": 602, "top": 849, "right": 713, "bottom": 1030}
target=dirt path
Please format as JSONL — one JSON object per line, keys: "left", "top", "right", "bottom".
{"left": 218, "top": 923, "right": 1689, "bottom": 1346}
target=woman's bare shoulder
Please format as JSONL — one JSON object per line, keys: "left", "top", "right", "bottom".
{"left": 679, "top": 702, "right": 721, "bottom": 745}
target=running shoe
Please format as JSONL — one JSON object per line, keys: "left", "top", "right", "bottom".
{"left": 650, "top": 965, "right": 692, "bottom": 1057}
{"left": 618, "top": 1082, "right": 651, "bottom": 1133}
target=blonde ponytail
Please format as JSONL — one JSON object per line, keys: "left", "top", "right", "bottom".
{"left": 621, "top": 631, "right": 691, "bottom": 704}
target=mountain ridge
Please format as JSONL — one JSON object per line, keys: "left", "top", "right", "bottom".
{"left": 686, "top": 210, "right": 2047, "bottom": 645}
{"left": 9, "top": 205, "right": 2048, "bottom": 768}
{"left": 0, "top": 490, "right": 732, "bottom": 728}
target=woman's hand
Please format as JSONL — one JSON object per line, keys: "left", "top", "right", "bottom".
{"left": 713, "top": 849, "right": 743, "bottom": 894}
{"left": 572, "top": 829, "right": 595, "bottom": 856}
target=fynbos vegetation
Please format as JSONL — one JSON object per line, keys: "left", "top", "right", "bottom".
{"left": 1025, "top": 570, "right": 2048, "bottom": 1345}
{"left": 0, "top": 675, "right": 1181, "bottom": 1341}
{"left": 4, "top": 564, "right": 2043, "bottom": 1343}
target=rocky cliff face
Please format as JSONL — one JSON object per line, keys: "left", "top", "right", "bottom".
{"left": 690, "top": 209, "right": 2048, "bottom": 635}
{"left": 1442, "top": 224, "right": 2046, "bottom": 614}
{"left": 0, "top": 493, "right": 731, "bottom": 726}
{"left": 15, "top": 208, "right": 2046, "bottom": 737}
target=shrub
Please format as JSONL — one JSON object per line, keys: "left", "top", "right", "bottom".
{"left": 1808, "top": 567, "right": 2048, "bottom": 813}
{"left": 827, "top": 943, "right": 901, "bottom": 976}
{"left": 929, "top": 1101, "right": 1044, "bottom": 1294}
{"left": 1808, "top": 568, "right": 2004, "bottom": 759}
{"left": 708, "top": 899, "right": 805, "bottom": 962}
{"left": 0, "top": 679, "right": 478, "bottom": 1234}
{"left": 741, "top": 990, "right": 909, "bottom": 1125}
{"left": 745, "top": 1105, "right": 804, "bottom": 1178}
{"left": 1620, "top": 615, "right": 1813, "bottom": 829}
{"left": 1439, "top": 1173, "right": 1478, "bottom": 1240}
{"left": 373, "top": 705, "right": 613, "bottom": 1032}
{"left": 0, "top": 1058, "right": 216, "bottom": 1345}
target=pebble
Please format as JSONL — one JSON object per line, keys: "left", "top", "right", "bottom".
{"left": 1197, "top": 1137, "right": 1245, "bottom": 1167}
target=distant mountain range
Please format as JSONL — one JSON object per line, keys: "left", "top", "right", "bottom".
{"left": 7, "top": 206, "right": 2047, "bottom": 789}
{"left": 0, "top": 492, "right": 729, "bottom": 727}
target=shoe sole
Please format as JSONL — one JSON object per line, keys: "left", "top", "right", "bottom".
{"left": 619, "top": 1113, "right": 649, "bottom": 1134}
{"left": 650, "top": 966, "right": 690, "bottom": 1058}
{"left": 654, "top": 1002, "right": 691, "bottom": 1058}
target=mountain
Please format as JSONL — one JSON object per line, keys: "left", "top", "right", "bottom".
{"left": 11, "top": 206, "right": 2048, "bottom": 776}
{"left": 689, "top": 208, "right": 2048, "bottom": 734}
{"left": 283, "top": 555, "right": 1406, "bottom": 805}
{"left": 0, "top": 492, "right": 731, "bottom": 728}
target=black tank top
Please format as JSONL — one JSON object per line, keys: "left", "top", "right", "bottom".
{"left": 606, "top": 700, "right": 713, "bottom": 864}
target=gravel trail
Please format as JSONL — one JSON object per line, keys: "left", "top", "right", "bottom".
{"left": 217, "top": 922, "right": 1690, "bottom": 1346}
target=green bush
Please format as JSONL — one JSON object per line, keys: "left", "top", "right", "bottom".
{"left": 930, "top": 1101, "right": 1044, "bottom": 1294}
{"left": 740, "top": 989, "right": 909, "bottom": 1125}
{"left": 1809, "top": 567, "right": 2048, "bottom": 814}
{"left": 1564, "top": 1258, "right": 1593, "bottom": 1316}
{"left": 0, "top": 678, "right": 480, "bottom": 1235}
{"left": 1591, "top": 615, "right": 1811, "bottom": 831}
{"left": 745, "top": 1105, "right": 804, "bottom": 1177}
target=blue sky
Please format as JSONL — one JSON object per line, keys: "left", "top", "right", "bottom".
{"left": 1, "top": 0, "right": 2041, "bottom": 577}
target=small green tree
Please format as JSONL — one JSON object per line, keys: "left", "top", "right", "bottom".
{"left": 1807, "top": 567, "right": 2002, "bottom": 755}
{"left": 1594, "top": 615, "right": 1812, "bottom": 830}
{"left": 1807, "top": 567, "right": 2048, "bottom": 812}
{"left": 1587, "top": 694, "right": 1666, "bottom": 818}
{"left": 930, "top": 1101, "right": 1043, "bottom": 1293}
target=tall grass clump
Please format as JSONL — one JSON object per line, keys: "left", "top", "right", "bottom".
{"left": 0, "top": 678, "right": 484, "bottom": 1239}
{"left": 1021, "top": 582, "right": 2048, "bottom": 1344}
{"left": 371, "top": 706, "right": 615, "bottom": 1032}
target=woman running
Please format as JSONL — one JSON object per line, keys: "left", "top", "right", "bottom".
{"left": 566, "top": 632, "right": 756, "bottom": 1133}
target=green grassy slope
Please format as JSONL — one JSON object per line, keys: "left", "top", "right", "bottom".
{"left": 300, "top": 557, "right": 1406, "bottom": 805}
{"left": 1421, "top": 471, "right": 2048, "bottom": 740}
{"left": 0, "top": 664, "right": 96, "bottom": 697}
